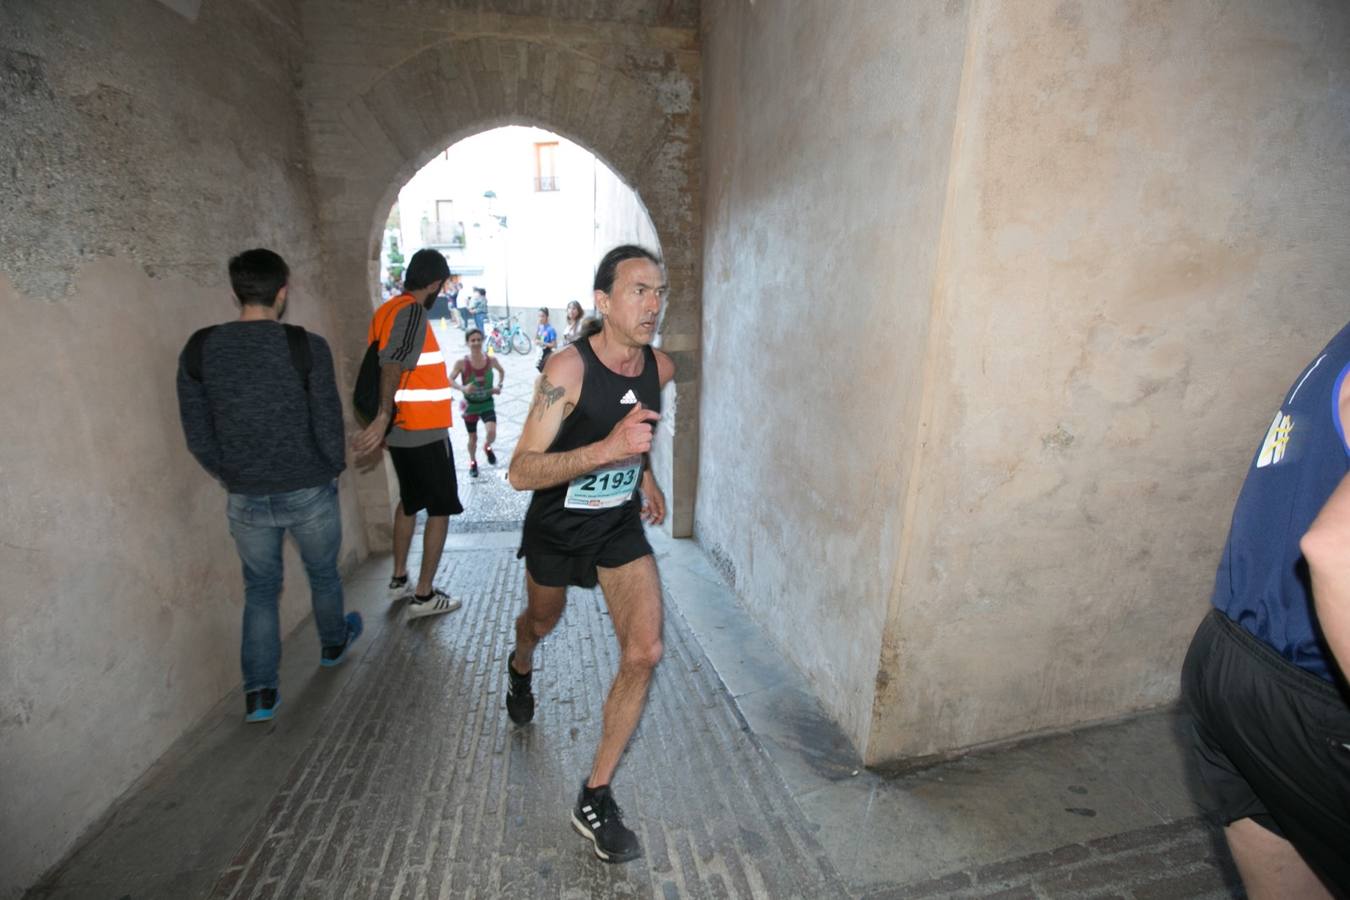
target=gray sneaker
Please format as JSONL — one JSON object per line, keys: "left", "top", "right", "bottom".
{"left": 407, "top": 589, "right": 461, "bottom": 619}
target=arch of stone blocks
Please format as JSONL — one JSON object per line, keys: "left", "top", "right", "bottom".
{"left": 305, "top": 34, "right": 701, "bottom": 548}
{"left": 353, "top": 37, "right": 675, "bottom": 288}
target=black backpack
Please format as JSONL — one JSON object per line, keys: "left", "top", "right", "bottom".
{"left": 184, "top": 323, "right": 311, "bottom": 389}
{"left": 352, "top": 340, "right": 385, "bottom": 427}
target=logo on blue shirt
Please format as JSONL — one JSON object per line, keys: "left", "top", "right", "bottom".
{"left": 1256, "top": 410, "right": 1294, "bottom": 468}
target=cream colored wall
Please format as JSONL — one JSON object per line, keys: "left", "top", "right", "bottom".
{"left": 870, "top": 0, "right": 1350, "bottom": 761}
{"left": 594, "top": 166, "right": 661, "bottom": 289}
{"left": 698, "top": 0, "right": 972, "bottom": 749}
{"left": 702, "top": 0, "right": 1350, "bottom": 766}
{"left": 0, "top": 3, "right": 363, "bottom": 895}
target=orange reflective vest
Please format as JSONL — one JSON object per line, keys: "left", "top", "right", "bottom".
{"left": 368, "top": 294, "right": 453, "bottom": 431}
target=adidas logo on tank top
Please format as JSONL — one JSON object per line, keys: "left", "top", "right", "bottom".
{"left": 619, "top": 389, "right": 638, "bottom": 405}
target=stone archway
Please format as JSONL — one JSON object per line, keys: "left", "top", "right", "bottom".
{"left": 298, "top": 16, "right": 701, "bottom": 547}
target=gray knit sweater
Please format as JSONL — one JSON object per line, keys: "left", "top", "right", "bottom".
{"left": 176, "top": 320, "right": 346, "bottom": 495}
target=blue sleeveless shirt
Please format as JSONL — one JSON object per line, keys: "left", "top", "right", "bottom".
{"left": 1210, "top": 321, "right": 1350, "bottom": 682}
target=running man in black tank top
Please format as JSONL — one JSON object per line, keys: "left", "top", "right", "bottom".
{"left": 506, "top": 246, "right": 675, "bottom": 864}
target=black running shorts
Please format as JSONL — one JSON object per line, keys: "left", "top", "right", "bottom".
{"left": 387, "top": 437, "right": 463, "bottom": 516}
{"left": 1181, "top": 609, "right": 1350, "bottom": 891}
{"left": 518, "top": 524, "right": 652, "bottom": 589}
{"left": 463, "top": 409, "right": 497, "bottom": 433}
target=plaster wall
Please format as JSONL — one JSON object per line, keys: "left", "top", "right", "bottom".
{"left": 870, "top": 0, "right": 1350, "bottom": 760}
{"left": 697, "top": 0, "right": 971, "bottom": 750}
{"left": 593, "top": 162, "right": 661, "bottom": 277}
{"left": 0, "top": 3, "right": 359, "bottom": 895}
{"left": 295, "top": 0, "right": 702, "bottom": 542}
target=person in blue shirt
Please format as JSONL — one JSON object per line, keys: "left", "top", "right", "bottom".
{"left": 1182, "top": 322, "right": 1350, "bottom": 898}
{"left": 536, "top": 306, "right": 558, "bottom": 371}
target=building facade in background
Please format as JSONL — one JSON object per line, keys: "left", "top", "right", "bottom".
{"left": 384, "top": 126, "right": 659, "bottom": 319}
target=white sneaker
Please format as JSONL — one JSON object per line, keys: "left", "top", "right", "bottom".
{"left": 388, "top": 575, "right": 411, "bottom": 602}
{"left": 407, "top": 589, "right": 461, "bottom": 619}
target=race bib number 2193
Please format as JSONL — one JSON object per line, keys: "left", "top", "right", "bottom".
{"left": 564, "top": 461, "right": 641, "bottom": 510}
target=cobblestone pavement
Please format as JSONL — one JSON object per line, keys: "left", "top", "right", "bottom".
{"left": 206, "top": 547, "right": 847, "bottom": 899}
{"left": 435, "top": 321, "right": 536, "bottom": 533}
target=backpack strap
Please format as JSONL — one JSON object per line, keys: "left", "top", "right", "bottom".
{"left": 283, "top": 324, "right": 312, "bottom": 391}
{"left": 184, "top": 324, "right": 311, "bottom": 390}
{"left": 183, "top": 325, "right": 217, "bottom": 382}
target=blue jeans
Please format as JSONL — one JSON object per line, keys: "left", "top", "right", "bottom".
{"left": 227, "top": 481, "right": 346, "bottom": 693}
{"left": 473, "top": 311, "right": 486, "bottom": 333}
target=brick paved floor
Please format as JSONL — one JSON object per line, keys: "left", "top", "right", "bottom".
{"left": 853, "top": 817, "right": 1243, "bottom": 899}
{"left": 206, "top": 548, "right": 848, "bottom": 899}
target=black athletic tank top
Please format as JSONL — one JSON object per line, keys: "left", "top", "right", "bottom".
{"left": 521, "top": 337, "right": 662, "bottom": 553}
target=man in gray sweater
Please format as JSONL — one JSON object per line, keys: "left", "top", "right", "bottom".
{"left": 176, "top": 249, "right": 362, "bottom": 723}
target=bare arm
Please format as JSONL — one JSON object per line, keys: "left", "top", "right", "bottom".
{"left": 507, "top": 349, "right": 659, "bottom": 491}
{"left": 448, "top": 358, "right": 467, "bottom": 393}
{"left": 639, "top": 453, "right": 665, "bottom": 524}
{"left": 1299, "top": 379, "right": 1350, "bottom": 673}
{"left": 635, "top": 351, "right": 676, "bottom": 523}
{"left": 492, "top": 357, "right": 505, "bottom": 393}
{"left": 655, "top": 348, "right": 676, "bottom": 388}
{"left": 1301, "top": 473, "right": 1350, "bottom": 672}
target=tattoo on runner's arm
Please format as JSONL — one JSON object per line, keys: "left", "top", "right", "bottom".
{"left": 533, "top": 376, "right": 565, "bottom": 420}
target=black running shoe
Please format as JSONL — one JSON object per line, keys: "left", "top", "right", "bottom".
{"left": 244, "top": 688, "right": 280, "bottom": 723}
{"left": 571, "top": 782, "right": 642, "bottom": 863}
{"left": 485, "top": 445, "right": 497, "bottom": 466}
{"left": 320, "top": 612, "right": 364, "bottom": 667}
{"left": 470, "top": 461, "right": 479, "bottom": 478}
{"left": 506, "top": 650, "right": 535, "bottom": 725}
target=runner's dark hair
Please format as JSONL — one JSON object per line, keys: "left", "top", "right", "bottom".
{"left": 593, "top": 244, "right": 661, "bottom": 293}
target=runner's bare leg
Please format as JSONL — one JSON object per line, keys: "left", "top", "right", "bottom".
{"left": 513, "top": 572, "right": 567, "bottom": 673}
{"left": 392, "top": 502, "right": 414, "bottom": 580}
{"left": 589, "top": 555, "right": 662, "bottom": 788}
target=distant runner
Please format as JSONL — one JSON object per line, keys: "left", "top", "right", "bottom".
{"left": 449, "top": 328, "right": 505, "bottom": 479}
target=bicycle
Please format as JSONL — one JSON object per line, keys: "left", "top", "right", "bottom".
{"left": 483, "top": 319, "right": 509, "bottom": 355}
{"left": 487, "top": 314, "right": 533, "bottom": 355}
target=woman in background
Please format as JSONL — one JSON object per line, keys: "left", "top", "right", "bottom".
{"left": 561, "top": 300, "right": 585, "bottom": 346}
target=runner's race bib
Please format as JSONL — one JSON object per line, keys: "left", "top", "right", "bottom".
{"left": 465, "top": 376, "right": 490, "bottom": 403}
{"left": 564, "top": 460, "right": 642, "bottom": 510}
